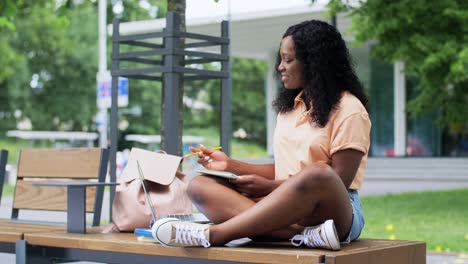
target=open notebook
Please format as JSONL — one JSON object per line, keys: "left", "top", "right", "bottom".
{"left": 135, "top": 160, "right": 210, "bottom": 238}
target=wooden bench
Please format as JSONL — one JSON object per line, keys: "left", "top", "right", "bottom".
{"left": 0, "top": 148, "right": 109, "bottom": 254}
{"left": 6, "top": 148, "right": 426, "bottom": 263}
{"left": 18, "top": 228, "right": 425, "bottom": 264}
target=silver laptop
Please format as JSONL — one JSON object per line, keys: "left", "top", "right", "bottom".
{"left": 136, "top": 160, "right": 210, "bottom": 226}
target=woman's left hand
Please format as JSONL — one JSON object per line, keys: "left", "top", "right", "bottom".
{"left": 230, "top": 174, "right": 276, "bottom": 198}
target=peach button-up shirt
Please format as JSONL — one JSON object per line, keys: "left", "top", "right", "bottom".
{"left": 273, "top": 91, "right": 371, "bottom": 190}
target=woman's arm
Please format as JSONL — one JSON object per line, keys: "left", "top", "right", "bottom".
{"left": 192, "top": 145, "right": 276, "bottom": 180}
{"left": 234, "top": 148, "right": 363, "bottom": 198}
{"left": 226, "top": 160, "right": 276, "bottom": 180}
{"left": 331, "top": 149, "right": 364, "bottom": 188}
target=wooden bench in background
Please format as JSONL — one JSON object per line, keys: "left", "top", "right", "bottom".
{"left": 0, "top": 148, "right": 109, "bottom": 254}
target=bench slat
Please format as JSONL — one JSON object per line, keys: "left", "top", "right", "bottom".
{"left": 0, "top": 220, "right": 66, "bottom": 230}
{"left": 0, "top": 219, "right": 65, "bottom": 243}
{"left": 17, "top": 148, "right": 102, "bottom": 178}
{"left": 13, "top": 180, "right": 96, "bottom": 212}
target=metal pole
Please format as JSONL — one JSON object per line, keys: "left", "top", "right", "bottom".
{"left": 0, "top": 150, "right": 8, "bottom": 200}
{"left": 162, "top": 12, "right": 181, "bottom": 155}
{"left": 109, "top": 18, "right": 120, "bottom": 221}
{"left": 221, "top": 20, "right": 231, "bottom": 155}
{"left": 394, "top": 61, "right": 407, "bottom": 156}
{"left": 99, "top": 0, "right": 107, "bottom": 73}
{"left": 98, "top": 0, "right": 108, "bottom": 148}
{"left": 265, "top": 52, "right": 276, "bottom": 156}
{"left": 330, "top": 15, "right": 337, "bottom": 27}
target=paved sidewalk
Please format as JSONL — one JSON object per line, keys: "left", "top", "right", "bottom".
{"left": 426, "top": 252, "right": 468, "bottom": 264}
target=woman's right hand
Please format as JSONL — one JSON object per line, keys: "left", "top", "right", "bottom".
{"left": 189, "top": 145, "right": 230, "bottom": 171}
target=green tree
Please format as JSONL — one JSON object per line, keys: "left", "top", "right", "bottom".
{"left": 231, "top": 58, "right": 267, "bottom": 145}
{"left": 0, "top": 0, "right": 166, "bottom": 137}
{"left": 184, "top": 58, "right": 267, "bottom": 146}
{"left": 0, "top": 0, "right": 267, "bottom": 152}
{"left": 0, "top": 0, "right": 20, "bottom": 83}
{"left": 323, "top": 0, "right": 468, "bottom": 132}
{"left": 0, "top": 1, "right": 74, "bottom": 132}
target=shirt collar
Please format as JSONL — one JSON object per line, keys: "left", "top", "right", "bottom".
{"left": 293, "top": 90, "right": 314, "bottom": 126}
{"left": 293, "top": 90, "right": 304, "bottom": 108}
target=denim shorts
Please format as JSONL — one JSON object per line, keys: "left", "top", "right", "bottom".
{"left": 342, "top": 190, "right": 365, "bottom": 243}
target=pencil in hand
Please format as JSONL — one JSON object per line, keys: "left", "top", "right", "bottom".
{"left": 183, "top": 146, "right": 222, "bottom": 158}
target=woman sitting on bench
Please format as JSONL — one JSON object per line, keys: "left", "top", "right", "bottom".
{"left": 152, "top": 19, "right": 371, "bottom": 250}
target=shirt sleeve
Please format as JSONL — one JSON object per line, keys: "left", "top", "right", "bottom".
{"left": 330, "top": 111, "right": 371, "bottom": 156}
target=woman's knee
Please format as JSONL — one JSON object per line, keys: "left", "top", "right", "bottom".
{"left": 187, "top": 175, "right": 218, "bottom": 204}
{"left": 294, "top": 164, "right": 337, "bottom": 192}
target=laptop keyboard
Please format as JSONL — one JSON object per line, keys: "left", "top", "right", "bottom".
{"left": 154, "top": 213, "right": 210, "bottom": 224}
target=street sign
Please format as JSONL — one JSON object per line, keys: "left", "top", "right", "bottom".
{"left": 97, "top": 71, "right": 129, "bottom": 109}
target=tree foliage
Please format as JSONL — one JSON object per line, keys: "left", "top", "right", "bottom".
{"left": 0, "top": 0, "right": 19, "bottom": 82}
{"left": 1, "top": 0, "right": 76, "bottom": 131}
{"left": 0, "top": 0, "right": 166, "bottom": 135}
{"left": 323, "top": 0, "right": 468, "bottom": 132}
{"left": 0, "top": 0, "right": 268, "bottom": 150}
{"left": 183, "top": 58, "right": 267, "bottom": 145}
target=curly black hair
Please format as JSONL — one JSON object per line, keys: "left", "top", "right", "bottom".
{"left": 272, "top": 20, "right": 368, "bottom": 127}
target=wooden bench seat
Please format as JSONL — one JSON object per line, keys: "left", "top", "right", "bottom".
{"left": 0, "top": 219, "right": 65, "bottom": 243}
{"left": 20, "top": 228, "right": 425, "bottom": 264}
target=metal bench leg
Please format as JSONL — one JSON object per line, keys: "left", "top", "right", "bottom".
{"left": 68, "top": 186, "right": 86, "bottom": 233}
{"left": 16, "top": 240, "right": 49, "bottom": 264}
{"left": 15, "top": 240, "right": 26, "bottom": 264}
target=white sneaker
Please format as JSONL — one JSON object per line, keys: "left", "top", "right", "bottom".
{"left": 291, "top": 219, "right": 340, "bottom": 250}
{"left": 151, "top": 217, "right": 211, "bottom": 248}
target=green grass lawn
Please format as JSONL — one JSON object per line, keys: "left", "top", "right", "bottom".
{"left": 361, "top": 189, "right": 468, "bottom": 253}
{"left": 0, "top": 137, "right": 31, "bottom": 165}
{"left": 1, "top": 184, "right": 15, "bottom": 197}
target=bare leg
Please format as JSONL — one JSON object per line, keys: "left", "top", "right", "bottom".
{"left": 188, "top": 175, "right": 255, "bottom": 223}
{"left": 206, "top": 164, "right": 353, "bottom": 246}
{"left": 188, "top": 175, "right": 303, "bottom": 239}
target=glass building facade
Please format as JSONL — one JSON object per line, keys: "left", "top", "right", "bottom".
{"left": 350, "top": 44, "right": 467, "bottom": 157}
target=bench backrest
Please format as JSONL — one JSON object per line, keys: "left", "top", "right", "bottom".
{"left": 12, "top": 148, "right": 108, "bottom": 226}
{"left": 0, "top": 149, "right": 8, "bottom": 205}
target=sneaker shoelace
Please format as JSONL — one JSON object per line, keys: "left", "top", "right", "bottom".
{"left": 175, "top": 224, "right": 211, "bottom": 248}
{"left": 291, "top": 227, "right": 326, "bottom": 248}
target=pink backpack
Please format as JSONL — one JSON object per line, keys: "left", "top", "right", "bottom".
{"left": 103, "top": 148, "right": 192, "bottom": 232}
